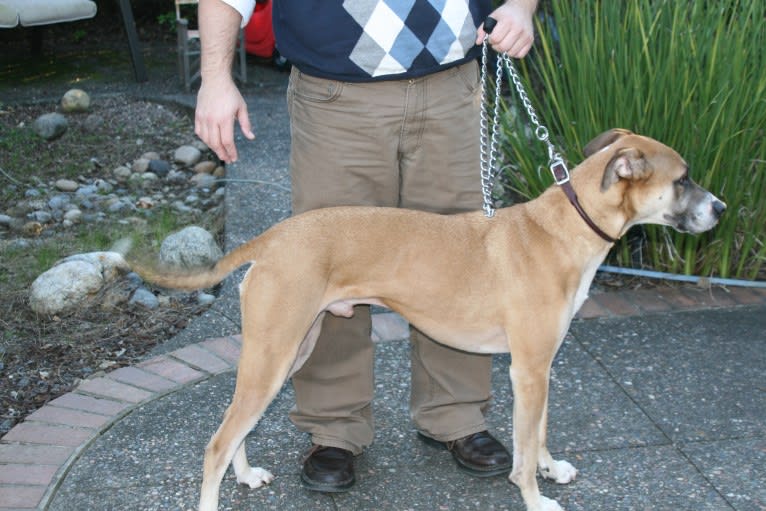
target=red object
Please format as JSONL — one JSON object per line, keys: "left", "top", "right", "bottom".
{"left": 244, "top": 0, "right": 275, "bottom": 58}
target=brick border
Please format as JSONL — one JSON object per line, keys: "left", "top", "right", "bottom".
{"left": 1, "top": 287, "right": 764, "bottom": 510}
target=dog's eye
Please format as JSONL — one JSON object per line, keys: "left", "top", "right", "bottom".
{"left": 675, "top": 175, "right": 689, "bottom": 187}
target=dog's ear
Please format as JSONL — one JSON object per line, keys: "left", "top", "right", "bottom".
{"left": 601, "top": 147, "right": 648, "bottom": 191}
{"left": 583, "top": 128, "right": 634, "bottom": 158}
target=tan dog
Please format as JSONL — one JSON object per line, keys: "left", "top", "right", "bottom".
{"left": 137, "top": 129, "right": 725, "bottom": 511}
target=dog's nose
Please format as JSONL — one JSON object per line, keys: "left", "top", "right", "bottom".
{"left": 712, "top": 200, "right": 727, "bottom": 218}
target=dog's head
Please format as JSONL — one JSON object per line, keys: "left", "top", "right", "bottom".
{"left": 583, "top": 129, "right": 726, "bottom": 234}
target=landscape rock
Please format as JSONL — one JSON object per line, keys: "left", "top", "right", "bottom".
{"left": 193, "top": 160, "right": 217, "bottom": 174}
{"left": 60, "top": 89, "right": 91, "bottom": 113}
{"left": 54, "top": 179, "right": 79, "bottom": 192}
{"left": 131, "top": 158, "right": 150, "bottom": 173}
{"left": 28, "top": 251, "right": 130, "bottom": 315}
{"left": 197, "top": 292, "right": 216, "bottom": 306}
{"left": 159, "top": 226, "right": 222, "bottom": 269}
{"left": 148, "top": 159, "right": 171, "bottom": 177}
{"left": 112, "top": 165, "right": 132, "bottom": 181}
{"left": 61, "top": 251, "right": 130, "bottom": 282}
{"left": 174, "top": 145, "right": 202, "bottom": 166}
{"left": 32, "top": 113, "right": 68, "bottom": 141}
{"left": 190, "top": 173, "right": 217, "bottom": 189}
{"left": 129, "top": 287, "right": 159, "bottom": 309}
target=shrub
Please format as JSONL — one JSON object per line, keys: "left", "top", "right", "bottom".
{"left": 498, "top": 0, "right": 765, "bottom": 279}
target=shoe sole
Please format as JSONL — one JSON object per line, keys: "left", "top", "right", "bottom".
{"left": 300, "top": 471, "right": 355, "bottom": 493}
{"left": 417, "top": 432, "right": 511, "bottom": 478}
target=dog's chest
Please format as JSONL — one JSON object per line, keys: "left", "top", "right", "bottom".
{"left": 572, "top": 258, "right": 603, "bottom": 315}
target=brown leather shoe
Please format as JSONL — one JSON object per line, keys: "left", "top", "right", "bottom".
{"left": 418, "top": 430, "right": 512, "bottom": 477}
{"left": 300, "top": 445, "right": 355, "bottom": 492}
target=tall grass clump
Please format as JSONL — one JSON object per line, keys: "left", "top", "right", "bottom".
{"left": 499, "top": 0, "right": 765, "bottom": 279}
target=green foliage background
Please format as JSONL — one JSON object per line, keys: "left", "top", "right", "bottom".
{"left": 499, "top": 0, "right": 765, "bottom": 279}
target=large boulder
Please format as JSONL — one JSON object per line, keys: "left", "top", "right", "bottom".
{"left": 29, "top": 252, "right": 130, "bottom": 315}
{"left": 159, "top": 226, "right": 222, "bottom": 269}
{"left": 32, "top": 113, "right": 68, "bottom": 141}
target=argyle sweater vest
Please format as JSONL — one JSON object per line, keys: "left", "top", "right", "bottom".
{"left": 273, "top": 0, "right": 492, "bottom": 82}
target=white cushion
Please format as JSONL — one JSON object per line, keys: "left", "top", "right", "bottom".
{"left": 0, "top": 0, "right": 96, "bottom": 28}
{"left": 0, "top": 2, "right": 18, "bottom": 28}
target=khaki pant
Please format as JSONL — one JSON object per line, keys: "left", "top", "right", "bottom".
{"left": 287, "top": 61, "right": 493, "bottom": 455}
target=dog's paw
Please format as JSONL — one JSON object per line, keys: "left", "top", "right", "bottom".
{"left": 538, "top": 496, "right": 565, "bottom": 511}
{"left": 539, "top": 459, "right": 577, "bottom": 484}
{"left": 236, "top": 466, "right": 274, "bottom": 489}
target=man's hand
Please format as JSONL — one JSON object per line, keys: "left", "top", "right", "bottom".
{"left": 195, "top": 0, "right": 255, "bottom": 163}
{"left": 475, "top": 0, "right": 537, "bottom": 58}
{"left": 196, "top": 77, "right": 254, "bottom": 163}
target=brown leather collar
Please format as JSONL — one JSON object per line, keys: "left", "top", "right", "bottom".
{"left": 559, "top": 181, "right": 618, "bottom": 243}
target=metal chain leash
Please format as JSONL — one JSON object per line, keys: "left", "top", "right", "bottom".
{"left": 479, "top": 34, "right": 504, "bottom": 218}
{"left": 479, "top": 18, "right": 571, "bottom": 218}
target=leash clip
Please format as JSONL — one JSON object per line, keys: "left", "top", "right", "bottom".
{"left": 550, "top": 158, "right": 570, "bottom": 185}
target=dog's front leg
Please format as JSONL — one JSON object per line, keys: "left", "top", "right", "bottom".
{"left": 508, "top": 364, "right": 565, "bottom": 511}
{"left": 537, "top": 404, "right": 577, "bottom": 484}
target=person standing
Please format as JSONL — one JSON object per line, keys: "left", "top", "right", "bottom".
{"left": 195, "top": 0, "right": 538, "bottom": 492}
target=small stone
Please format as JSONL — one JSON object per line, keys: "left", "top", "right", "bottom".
{"left": 213, "top": 166, "right": 226, "bottom": 178}
{"left": 148, "top": 159, "right": 171, "bottom": 177}
{"left": 132, "top": 158, "right": 150, "bottom": 173}
{"left": 141, "top": 151, "right": 161, "bottom": 161}
{"left": 55, "top": 178, "right": 79, "bottom": 192}
{"left": 191, "top": 139, "right": 209, "bottom": 152}
{"left": 171, "top": 200, "right": 193, "bottom": 214}
{"left": 60, "top": 89, "right": 91, "bottom": 113}
{"left": 129, "top": 287, "right": 159, "bottom": 309}
{"left": 197, "top": 292, "right": 215, "bottom": 306}
{"left": 94, "top": 179, "right": 113, "bottom": 194}
{"left": 75, "top": 185, "right": 97, "bottom": 197}
{"left": 48, "top": 195, "right": 71, "bottom": 210}
{"left": 174, "top": 145, "right": 202, "bottom": 166}
{"left": 29, "top": 211, "right": 52, "bottom": 223}
{"left": 193, "top": 160, "right": 217, "bottom": 174}
{"left": 113, "top": 165, "right": 132, "bottom": 181}
{"left": 166, "top": 170, "right": 188, "bottom": 185}
{"left": 191, "top": 173, "right": 217, "bottom": 189}
{"left": 32, "top": 113, "right": 68, "bottom": 141}
{"left": 64, "top": 209, "right": 82, "bottom": 223}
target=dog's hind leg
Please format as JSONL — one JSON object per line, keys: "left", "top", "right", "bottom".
{"left": 198, "top": 269, "right": 323, "bottom": 511}
{"left": 198, "top": 375, "right": 284, "bottom": 510}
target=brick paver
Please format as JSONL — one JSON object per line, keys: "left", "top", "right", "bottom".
{"left": 200, "top": 336, "right": 242, "bottom": 365}
{"left": 170, "top": 344, "right": 232, "bottom": 374}
{"left": 0, "top": 283, "right": 763, "bottom": 511}
{"left": 25, "top": 406, "right": 112, "bottom": 429}
{"left": 107, "top": 366, "right": 179, "bottom": 393}
{"left": 47, "top": 392, "right": 131, "bottom": 416}
{"left": 138, "top": 355, "right": 206, "bottom": 384}
{"left": 76, "top": 377, "right": 153, "bottom": 404}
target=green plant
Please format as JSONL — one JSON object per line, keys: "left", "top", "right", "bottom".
{"left": 156, "top": 11, "right": 177, "bottom": 32}
{"left": 499, "top": 0, "right": 766, "bottom": 279}
{"left": 72, "top": 29, "right": 87, "bottom": 43}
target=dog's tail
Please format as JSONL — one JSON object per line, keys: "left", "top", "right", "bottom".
{"left": 129, "top": 238, "right": 258, "bottom": 291}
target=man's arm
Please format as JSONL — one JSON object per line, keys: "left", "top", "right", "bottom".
{"left": 195, "top": 0, "right": 255, "bottom": 163}
{"left": 475, "top": 0, "right": 539, "bottom": 58}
